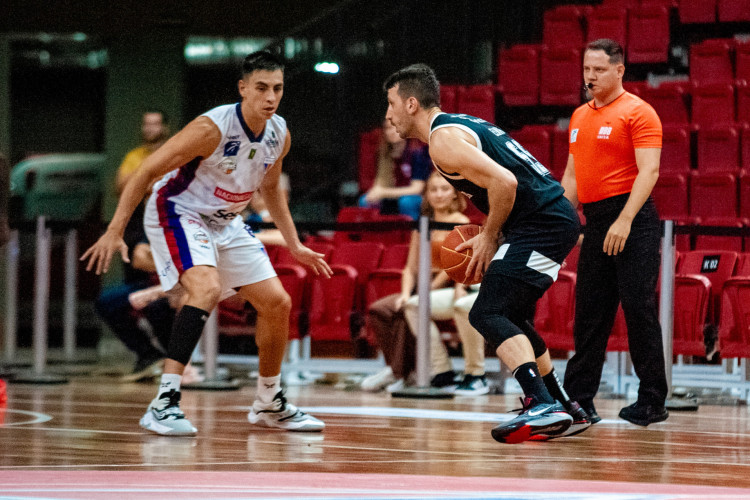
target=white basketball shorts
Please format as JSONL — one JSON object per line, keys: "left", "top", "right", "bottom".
{"left": 143, "top": 196, "right": 276, "bottom": 300}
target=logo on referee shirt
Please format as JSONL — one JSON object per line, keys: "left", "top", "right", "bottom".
{"left": 597, "top": 126, "right": 613, "bottom": 139}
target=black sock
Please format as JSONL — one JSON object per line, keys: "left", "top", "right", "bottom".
{"left": 542, "top": 368, "right": 570, "bottom": 405}
{"left": 167, "top": 305, "right": 210, "bottom": 365}
{"left": 513, "top": 362, "right": 554, "bottom": 404}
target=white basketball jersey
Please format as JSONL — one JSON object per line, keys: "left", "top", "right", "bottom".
{"left": 151, "top": 103, "right": 287, "bottom": 226}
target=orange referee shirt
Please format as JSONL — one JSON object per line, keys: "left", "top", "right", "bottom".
{"left": 569, "top": 91, "right": 662, "bottom": 204}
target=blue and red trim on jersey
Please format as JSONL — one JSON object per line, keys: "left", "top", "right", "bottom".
{"left": 156, "top": 157, "right": 201, "bottom": 274}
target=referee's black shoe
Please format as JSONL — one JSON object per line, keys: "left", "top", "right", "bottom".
{"left": 619, "top": 401, "right": 669, "bottom": 426}
{"left": 581, "top": 402, "right": 602, "bottom": 424}
{"left": 491, "top": 396, "right": 572, "bottom": 444}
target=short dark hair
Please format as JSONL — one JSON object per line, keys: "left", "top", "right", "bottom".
{"left": 585, "top": 39, "right": 624, "bottom": 65}
{"left": 383, "top": 63, "right": 441, "bottom": 109}
{"left": 143, "top": 109, "right": 168, "bottom": 124}
{"left": 242, "top": 50, "right": 285, "bottom": 77}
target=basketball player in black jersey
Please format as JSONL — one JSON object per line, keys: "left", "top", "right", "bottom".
{"left": 384, "top": 64, "right": 590, "bottom": 444}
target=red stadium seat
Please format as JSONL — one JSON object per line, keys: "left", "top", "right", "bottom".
{"left": 689, "top": 172, "right": 738, "bottom": 222}
{"left": 638, "top": 83, "right": 690, "bottom": 124}
{"left": 457, "top": 85, "right": 496, "bottom": 123}
{"left": 511, "top": 125, "right": 552, "bottom": 170}
{"left": 693, "top": 217, "right": 744, "bottom": 252}
{"left": 379, "top": 243, "right": 410, "bottom": 270}
{"left": 740, "top": 171, "right": 750, "bottom": 225}
{"left": 497, "top": 44, "right": 540, "bottom": 106}
{"left": 672, "top": 274, "right": 713, "bottom": 356}
{"left": 737, "top": 42, "right": 750, "bottom": 85}
{"left": 362, "top": 213, "right": 412, "bottom": 246}
{"left": 440, "top": 84, "right": 460, "bottom": 113}
{"left": 540, "top": 47, "right": 582, "bottom": 106}
{"left": 690, "top": 39, "right": 734, "bottom": 87}
{"left": 717, "top": 0, "right": 750, "bottom": 22}
{"left": 274, "top": 263, "right": 309, "bottom": 340}
{"left": 678, "top": 250, "right": 739, "bottom": 323}
{"left": 537, "top": 270, "right": 577, "bottom": 352}
{"left": 737, "top": 83, "right": 750, "bottom": 126}
{"left": 678, "top": 0, "right": 717, "bottom": 23}
{"left": 308, "top": 265, "right": 358, "bottom": 342}
{"left": 357, "top": 128, "right": 381, "bottom": 193}
{"left": 652, "top": 173, "right": 689, "bottom": 222}
{"left": 691, "top": 83, "right": 735, "bottom": 126}
{"left": 550, "top": 124, "right": 570, "bottom": 181}
{"left": 743, "top": 126, "right": 750, "bottom": 172}
{"left": 586, "top": 6, "right": 628, "bottom": 50}
{"left": 718, "top": 277, "right": 750, "bottom": 360}
{"left": 660, "top": 124, "right": 693, "bottom": 175}
{"left": 334, "top": 206, "right": 378, "bottom": 245}
{"left": 543, "top": 5, "right": 587, "bottom": 49}
{"left": 330, "top": 241, "right": 384, "bottom": 311}
{"left": 606, "top": 306, "right": 629, "bottom": 352}
{"left": 622, "top": 80, "right": 650, "bottom": 96}
{"left": 627, "top": 6, "right": 670, "bottom": 63}
{"left": 696, "top": 125, "right": 740, "bottom": 174}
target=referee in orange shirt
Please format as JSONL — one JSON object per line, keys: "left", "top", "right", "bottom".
{"left": 561, "top": 39, "right": 669, "bottom": 427}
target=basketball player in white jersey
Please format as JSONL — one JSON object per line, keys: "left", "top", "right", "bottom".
{"left": 82, "top": 51, "right": 332, "bottom": 436}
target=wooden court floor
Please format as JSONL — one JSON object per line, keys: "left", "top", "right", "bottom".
{"left": 1, "top": 373, "right": 750, "bottom": 496}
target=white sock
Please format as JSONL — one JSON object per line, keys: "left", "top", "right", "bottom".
{"left": 257, "top": 374, "right": 281, "bottom": 403}
{"left": 158, "top": 373, "right": 182, "bottom": 396}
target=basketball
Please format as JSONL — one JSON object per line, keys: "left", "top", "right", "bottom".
{"left": 440, "top": 224, "right": 482, "bottom": 285}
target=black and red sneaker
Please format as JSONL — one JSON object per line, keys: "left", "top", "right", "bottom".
{"left": 491, "top": 396, "right": 573, "bottom": 444}
{"left": 530, "top": 400, "right": 592, "bottom": 441}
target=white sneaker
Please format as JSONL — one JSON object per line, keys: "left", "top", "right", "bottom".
{"left": 139, "top": 389, "right": 197, "bottom": 436}
{"left": 360, "top": 366, "right": 397, "bottom": 392}
{"left": 454, "top": 374, "right": 491, "bottom": 396}
{"left": 248, "top": 391, "right": 324, "bottom": 432}
{"left": 386, "top": 378, "right": 406, "bottom": 393}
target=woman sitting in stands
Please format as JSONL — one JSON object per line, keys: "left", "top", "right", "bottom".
{"left": 362, "top": 171, "right": 489, "bottom": 396}
{"left": 358, "top": 119, "right": 431, "bottom": 220}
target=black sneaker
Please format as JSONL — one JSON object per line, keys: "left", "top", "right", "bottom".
{"left": 619, "top": 401, "right": 669, "bottom": 426}
{"left": 430, "top": 370, "right": 458, "bottom": 391}
{"left": 581, "top": 402, "right": 602, "bottom": 424}
{"left": 491, "top": 396, "right": 573, "bottom": 444}
{"left": 531, "top": 400, "right": 591, "bottom": 440}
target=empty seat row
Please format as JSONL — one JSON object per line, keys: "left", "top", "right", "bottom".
{"left": 542, "top": 4, "right": 671, "bottom": 63}
{"left": 653, "top": 171, "right": 750, "bottom": 222}
{"left": 690, "top": 38, "right": 750, "bottom": 88}
{"left": 679, "top": 0, "right": 750, "bottom": 24}
{"left": 660, "top": 123, "right": 750, "bottom": 175}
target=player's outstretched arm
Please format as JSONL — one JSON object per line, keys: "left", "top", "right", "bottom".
{"left": 261, "top": 131, "right": 332, "bottom": 278}
{"left": 430, "top": 127, "right": 516, "bottom": 283}
{"left": 80, "top": 116, "right": 220, "bottom": 275}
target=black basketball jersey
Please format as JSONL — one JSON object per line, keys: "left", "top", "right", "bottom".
{"left": 429, "top": 113, "right": 565, "bottom": 232}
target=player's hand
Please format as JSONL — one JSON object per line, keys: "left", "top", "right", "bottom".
{"left": 80, "top": 229, "right": 130, "bottom": 275}
{"left": 603, "top": 216, "right": 632, "bottom": 256}
{"left": 290, "top": 244, "right": 333, "bottom": 278}
{"left": 456, "top": 230, "right": 497, "bottom": 284}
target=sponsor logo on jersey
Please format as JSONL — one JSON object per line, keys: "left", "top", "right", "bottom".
{"left": 218, "top": 157, "right": 237, "bottom": 174}
{"left": 224, "top": 141, "right": 241, "bottom": 156}
{"left": 265, "top": 130, "right": 280, "bottom": 148}
{"left": 227, "top": 135, "right": 240, "bottom": 140}
{"left": 571, "top": 129, "right": 579, "bottom": 143}
{"left": 597, "top": 126, "right": 613, "bottom": 140}
{"left": 193, "top": 230, "right": 209, "bottom": 244}
{"left": 249, "top": 148, "right": 257, "bottom": 159}
{"left": 214, "top": 186, "right": 254, "bottom": 203}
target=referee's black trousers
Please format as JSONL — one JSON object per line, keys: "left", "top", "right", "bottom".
{"left": 563, "top": 194, "right": 668, "bottom": 407}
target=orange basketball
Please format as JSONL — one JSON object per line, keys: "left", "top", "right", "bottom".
{"left": 440, "top": 224, "right": 482, "bottom": 285}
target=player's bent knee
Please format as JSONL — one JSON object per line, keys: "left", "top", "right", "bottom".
{"left": 468, "top": 301, "right": 524, "bottom": 349}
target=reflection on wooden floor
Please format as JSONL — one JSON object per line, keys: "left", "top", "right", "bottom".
{"left": 1, "top": 376, "right": 750, "bottom": 490}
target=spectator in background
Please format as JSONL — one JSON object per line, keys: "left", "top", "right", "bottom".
{"left": 0, "top": 154, "right": 9, "bottom": 248}
{"left": 561, "top": 39, "right": 668, "bottom": 427}
{"left": 94, "top": 110, "right": 177, "bottom": 382}
{"left": 362, "top": 172, "right": 488, "bottom": 395}
{"left": 359, "top": 119, "right": 430, "bottom": 220}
